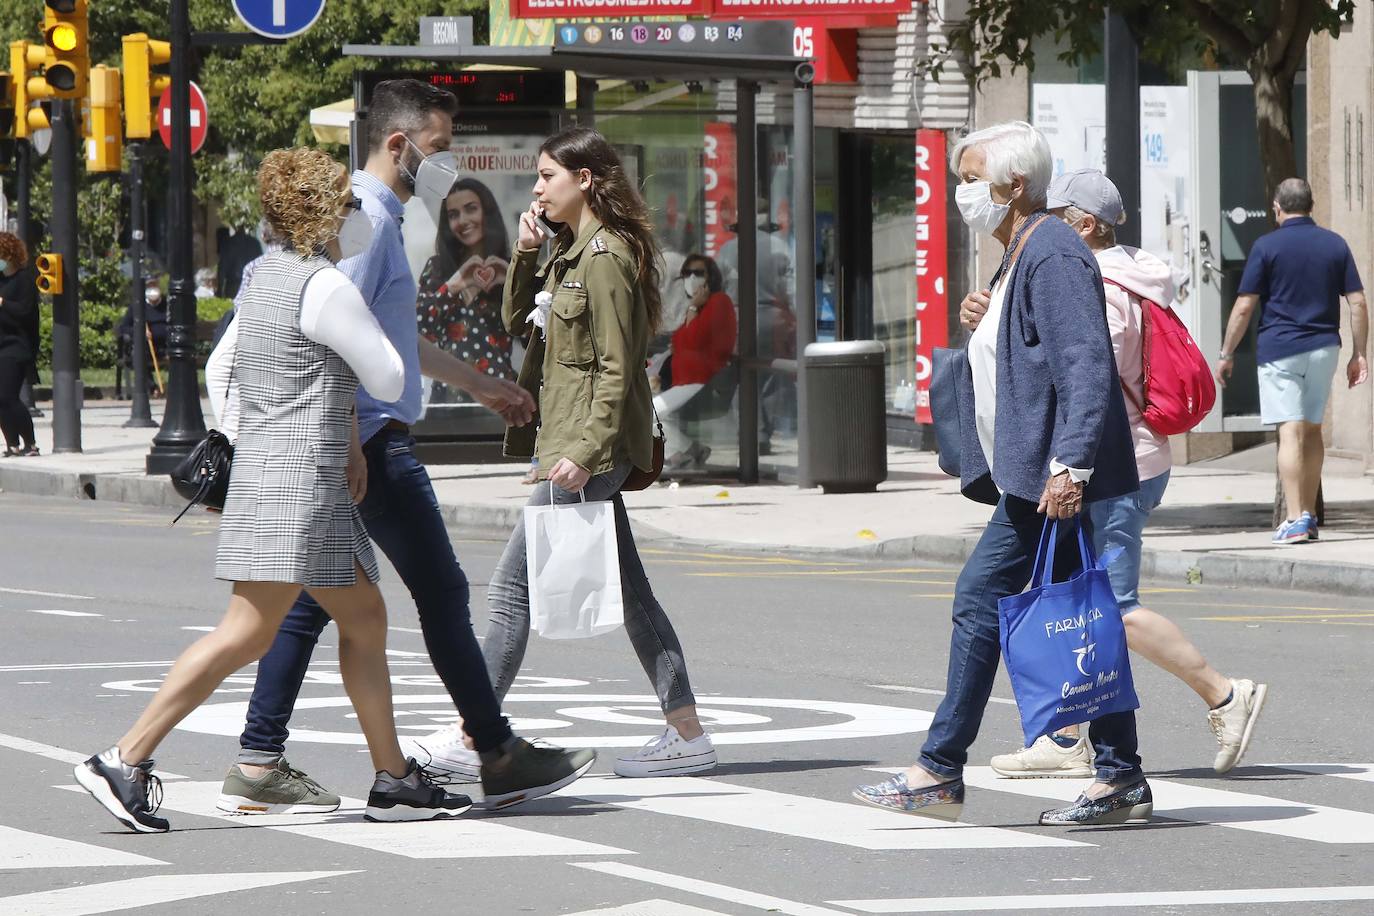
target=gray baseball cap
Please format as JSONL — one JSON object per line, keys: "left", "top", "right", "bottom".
{"left": 1046, "top": 168, "right": 1127, "bottom": 225}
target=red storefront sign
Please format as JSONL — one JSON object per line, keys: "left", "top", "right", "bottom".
{"left": 703, "top": 122, "right": 737, "bottom": 259}
{"left": 914, "top": 128, "right": 948, "bottom": 424}
{"left": 714, "top": 0, "right": 909, "bottom": 18}
{"left": 513, "top": 0, "right": 712, "bottom": 18}
{"left": 791, "top": 19, "right": 858, "bottom": 83}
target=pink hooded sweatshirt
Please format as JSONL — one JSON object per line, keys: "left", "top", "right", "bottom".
{"left": 1094, "top": 245, "right": 1175, "bottom": 483}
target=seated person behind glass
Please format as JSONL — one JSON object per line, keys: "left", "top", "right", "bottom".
{"left": 116, "top": 279, "right": 170, "bottom": 356}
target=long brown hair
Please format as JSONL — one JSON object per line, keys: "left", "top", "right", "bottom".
{"left": 540, "top": 127, "right": 663, "bottom": 333}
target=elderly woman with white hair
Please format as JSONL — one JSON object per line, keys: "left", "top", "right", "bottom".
{"left": 853, "top": 122, "right": 1149, "bottom": 826}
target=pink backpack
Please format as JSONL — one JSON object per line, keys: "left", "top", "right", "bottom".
{"left": 1104, "top": 279, "right": 1216, "bottom": 435}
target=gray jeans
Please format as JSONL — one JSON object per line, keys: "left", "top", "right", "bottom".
{"left": 482, "top": 461, "right": 696, "bottom": 714}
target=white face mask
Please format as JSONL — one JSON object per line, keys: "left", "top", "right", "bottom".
{"left": 336, "top": 209, "right": 374, "bottom": 261}
{"left": 401, "top": 136, "right": 459, "bottom": 204}
{"left": 955, "top": 180, "right": 1012, "bottom": 236}
{"left": 683, "top": 274, "right": 706, "bottom": 298}
{"left": 146, "top": 290, "right": 162, "bottom": 305}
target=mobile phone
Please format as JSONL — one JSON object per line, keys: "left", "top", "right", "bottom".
{"left": 535, "top": 212, "right": 565, "bottom": 239}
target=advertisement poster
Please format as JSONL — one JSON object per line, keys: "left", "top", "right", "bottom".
{"left": 702, "top": 122, "right": 737, "bottom": 259}
{"left": 913, "top": 128, "right": 948, "bottom": 424}
{"left": 403, "top": 134, "right": 546, "bottom": 403}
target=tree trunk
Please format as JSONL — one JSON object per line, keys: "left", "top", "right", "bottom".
{"left": 1250, "top": 65, "right": 1300, "bottom": 203}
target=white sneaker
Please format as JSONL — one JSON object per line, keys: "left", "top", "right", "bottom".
{"left": 613, "top": 726, "right": 717, "bottom": 778}
{"left": 1209, "top": 678, "right": 1268, "bottom": 774}
{"left": 402, "top": 724, "right": 481, "bottom": 782}
{"left": 989, "top": 734, "right": 1094, "bottom": 778}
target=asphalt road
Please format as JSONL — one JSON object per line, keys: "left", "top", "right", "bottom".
{"left": 2, "top": 491, "right": 1372, "bottom": 915}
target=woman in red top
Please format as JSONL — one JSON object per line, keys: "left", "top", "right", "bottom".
{"left": 654, "top": 253, "right": 737, "bottom": 468}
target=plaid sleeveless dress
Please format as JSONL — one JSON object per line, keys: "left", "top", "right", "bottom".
{"left": 214, "top": 250, "right": 380, "bottom": 587}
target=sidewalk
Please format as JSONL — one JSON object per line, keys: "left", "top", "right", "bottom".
{"left": 4, "top": 400, "right": 1373, "bottom": 595}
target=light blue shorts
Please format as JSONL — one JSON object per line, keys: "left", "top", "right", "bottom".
{"left": 1088, "top": 470, "right": 1170, "bottom": 613}
{"left": 1258, "top": 345, "right": 1340, "bottom": 425}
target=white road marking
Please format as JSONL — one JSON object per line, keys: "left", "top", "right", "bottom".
{"left": 831, "top": 885, "right": 1374, "bottom": 912}
{"left": 384, "top": 649, "right": 430, "bottom": 658}
{"left": 181, "top": 626, "right": 215, "bottom": 632}
{"left": 952, "top": 767, "right": 1374, "bottom": 843}
{"left": 565, "top": 901, "right": 732, "bottom": 916}
{"left": 59, "top": 780, "right": 631, "bottom": 860}
{"left": 0, "top": 826, "right": 166, "bottom": 870}
{"left": 1, "top": 732, "right": 186, "bottom": 780}
{"left": 0, "top": 871, "right": 355, "bottom": 915}
{"left": 868, "top": 684, "right": 1017, "bottom": 706}
{"left": 1261, "top": 763, "right": 1374, "bottom": 783}
{"left": 559, "top": 775, "right": 1085, "bottom": 850}
{"left": 0, "top": 587, "right": 94, "bottom": 600}
{"left": 27, "top": 610, "right": 102, "bottom": 618}
{"left": 389, "top": 626, "right": 425, "bottom": 634}
{"left": 0, "top": 661, "right": 176, "bottom": 673}
{"left": 573, "top": 863, "right": 851, "bottom": 916}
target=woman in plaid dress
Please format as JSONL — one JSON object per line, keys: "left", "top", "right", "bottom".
{"left": 75, "top": 149, "right": 470, "bottom": 832}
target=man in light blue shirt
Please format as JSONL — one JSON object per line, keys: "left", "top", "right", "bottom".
{"left": 219, "top": 80, "right": 594, "bottom": 817}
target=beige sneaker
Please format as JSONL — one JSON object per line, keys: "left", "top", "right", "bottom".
{"left": 990, "top": 734, "right": 1094, "bottom": 778}
{"left": 1209, "top": 678, "right": 1268, "bottom": 774}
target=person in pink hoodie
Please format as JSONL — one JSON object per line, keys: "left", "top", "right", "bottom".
{"left": 962, "top": 169, "right": 1268, "bottom": 779}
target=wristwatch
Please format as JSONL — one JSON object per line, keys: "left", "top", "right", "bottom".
{"left": 1219, "top": 351, "right": 1234, "bottom": 361}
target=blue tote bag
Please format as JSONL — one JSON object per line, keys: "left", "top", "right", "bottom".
{"left": 998, "top": 519, "right": 1139, "bottom": 746}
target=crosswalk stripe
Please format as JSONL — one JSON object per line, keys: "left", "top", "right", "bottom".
{"left": 559, "top": 774, "right": 1087, "bottom": 850}
{"left": 0, "top": 826, "right": 166, "bottom": 870}
{"left": 830, "top": 884, "right": 1374, "bottom": 912}
{"left": 1260, "top": 763, "right": 1374, "bottom": 783}
{"left": 0, "top": 871, "right": 355, "bottom": 916}
{"left": 59, "top": 780, "right": 631, "bottom": 859}
{"left": 953, "top": 767, "right": 1374, "bottom": 844}
{"left": 563, "top": 900, "right": 732, "bottom": 916}
{"left": 573, "top": 863, "right": 851, "bottom": 916}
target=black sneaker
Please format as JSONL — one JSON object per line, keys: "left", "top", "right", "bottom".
{"left": 364, "top": 758, "right": 473, "bottom": 822}
{"left": 74, "top": 747, "right": 170, "bottom": 833}
{"left": 481, "top": 739, "right": 596, "bottom": 810}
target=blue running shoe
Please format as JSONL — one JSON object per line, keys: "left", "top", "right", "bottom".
{"left": 1301, "top": 511, "right": 1319, "bottom": 541}
{"left": 1272, "top": 516, "right": 1311, "bottom": 545}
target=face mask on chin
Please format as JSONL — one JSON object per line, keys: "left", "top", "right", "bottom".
{"left": 398, "top": 136, "right": 459, "bottom": 204}
{"left": 955, "top": 180, "right": 1012, "bottom": 236}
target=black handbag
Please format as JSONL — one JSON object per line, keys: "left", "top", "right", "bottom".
{"left": 170, "top": 429, "right": 235, "bottom": 524}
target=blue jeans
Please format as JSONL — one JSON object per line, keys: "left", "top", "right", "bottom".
{"left": 482, "top": 461, "right": 696, "bottom": 714}
{"left": 918, "top": 493, "right": 1143, "bottom": 783}
{"left": 237, "top": 429, "right": 513, "bottom": 763}
{"left": 1088, "top": 470, "right": 1170, "bottom": 612}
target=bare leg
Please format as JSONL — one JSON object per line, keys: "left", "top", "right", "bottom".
{"left": 1124, "top": 607, "right": 1232, "bottom": 707}
{"left": 666, "top": 705, "right": 705, "bottom": 741}
{"left": 118, "top": 581, "right": 302, "bottom": 763}
{"left": 1300, "top": 422, "right": 1324, "bottom": 515}
{"left": 1277, "top": 421, "right": 1306, "bottom": 521}
{"left": 308, "top": 565, "right": 408, "bottom": 778}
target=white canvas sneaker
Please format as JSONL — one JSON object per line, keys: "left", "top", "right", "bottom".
{"left": 613, "top": 726, "right": 718, "bottom": 778}
{"left": 990, "top": 734, "right": 1094, "bottom": 778}
{"left": 402, "top": 724, "right": 481, "bottom": 782}
{"left": 1209, "top": 678, "right": 1268, "bottom": 774}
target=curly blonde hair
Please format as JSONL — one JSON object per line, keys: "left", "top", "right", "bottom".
{"left": 256, "top": 148, "right": 349, "bottom": 255}
{"left": 0, "top": 232, "right": 29, "bottom": 269}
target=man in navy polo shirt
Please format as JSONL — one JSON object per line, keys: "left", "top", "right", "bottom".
{"left": 1215, "top": 178, "right": 1369, "bottom": 544}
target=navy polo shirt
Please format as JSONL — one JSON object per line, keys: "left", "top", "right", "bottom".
{"left": 1237, "top": 216, "right": 1363, "bottom": 364}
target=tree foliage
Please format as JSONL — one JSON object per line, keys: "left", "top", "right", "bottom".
{"left": 926, "top": 0, "right": 1356, "bottom": 197}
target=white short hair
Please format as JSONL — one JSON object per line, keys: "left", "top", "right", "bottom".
{"left": 949, "top": 121, "right": 1052, "bottom": 207}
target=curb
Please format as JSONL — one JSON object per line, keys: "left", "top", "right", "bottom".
{"left": 3, "top": 463, "right": 1372, "bottom": 598}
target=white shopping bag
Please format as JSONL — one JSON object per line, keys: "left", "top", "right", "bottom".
{"left": 525, "top": 496, "right": 624, "bottom": 639}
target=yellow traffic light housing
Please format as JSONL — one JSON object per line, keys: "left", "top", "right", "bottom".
{"left": 35, "top": 252, "right": 63, "bottom": 295}
{"left": 41, "top": 0, "right": 89, "bottom": 101}
{"left": 11, "top": 40, "right": 48, "bottom": 139}
{"left": 121, "top": 33, "right": 171, "bottom": 140}
{"left": 86, "top": 65, "right": 121, "bottom": 173}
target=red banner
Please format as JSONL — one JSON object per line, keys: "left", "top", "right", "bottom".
{"left": 703, "top": 122, "right": 737, "bottom": 259}
{"left": 914, "top": 128, "right": 948, "bottom": 425}
{"left": 714, "top": 0, "right": 910, "bottom": 18}
{"left": 512, "top": 0, "right": 712, "bottom": 18}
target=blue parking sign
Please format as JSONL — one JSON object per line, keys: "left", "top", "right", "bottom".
{"left": 233, "top": 0, "right": 326, "bottom": 40}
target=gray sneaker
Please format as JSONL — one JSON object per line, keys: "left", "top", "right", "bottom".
{"left": 365, "top": 758, "right": 473, "bottom": 822}
{"left": 74, "top": 747, "right": 170, "bottom": 833}
{"left": 217, "top": 759, "right": 342, "bottom": 815}
{"left": 481, "top": 739, "right": 596, "bottom": 810}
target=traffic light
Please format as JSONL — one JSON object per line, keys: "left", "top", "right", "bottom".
{"left": 121, "top": 33, "right": 170, "bottom": 140}
{"left": 11, "top": 40, "right": 51, "bottom": 139}
{"left": 40, "top": 0, "right": 89, "bottom": 101}
{"left": 35, "top": 252, "right": 63, "bottom": 294}
{"left": 86, "top": 65, "right": 121, "bottom": 173}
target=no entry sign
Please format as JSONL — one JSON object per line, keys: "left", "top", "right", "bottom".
{"left": 157, "top": 81, "right": 208, "bottom": 155}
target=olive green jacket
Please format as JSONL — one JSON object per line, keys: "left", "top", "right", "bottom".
{"left": 502, "top": 218, "right": 654, "bottom": 478}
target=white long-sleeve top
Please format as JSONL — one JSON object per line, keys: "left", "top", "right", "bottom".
{"left": 207, "top": 266, "right": 405, "bottom": 442}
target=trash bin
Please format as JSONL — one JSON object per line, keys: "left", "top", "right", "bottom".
{"left": 803, "top": 340, "right": 887, "bottom": 493}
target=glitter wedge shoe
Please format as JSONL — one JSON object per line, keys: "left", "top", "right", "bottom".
{"left": 852, "top": 772, "right": 964, "bottom": 820}
{"left": 1038, "top": 777, "right": 1153, "bottom": 826}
